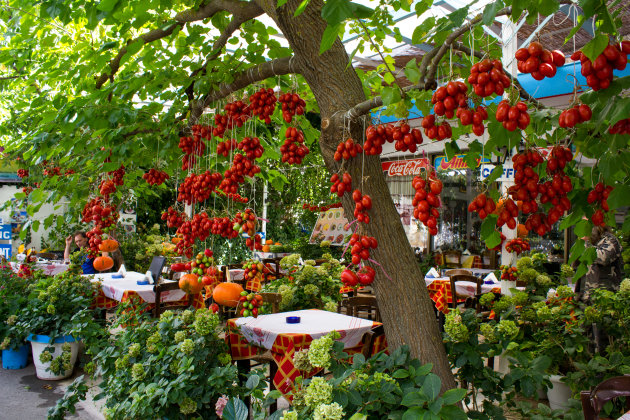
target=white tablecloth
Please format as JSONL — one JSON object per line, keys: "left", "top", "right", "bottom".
{"left": 234, "top": 309, "right": 376, "bottom": 350}
{"left": 10, "top": 261, "right": 70, "bottom": 276}
{"left": 85, "top": 272, "right": 186, "bottom": 303}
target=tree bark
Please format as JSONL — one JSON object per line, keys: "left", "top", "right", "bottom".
{"left": 253, "top": 0, "right": 457, "bottom": 392}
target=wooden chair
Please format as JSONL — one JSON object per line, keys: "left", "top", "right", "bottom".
{"left": 448, "top": 274, "right": 482, "bottom": 310}
{"left": 360, "top": 324, "right": 386, "bottom": 359}
{"left": 443, "top": 250, "right": 462, "bottom": 268}
{"left": 341, "top": 296, "right": 381, "bottom": 322}
{"left": 581, "top": 375, "right": 630, "bottom": 420}
{"left": 152, "top": 280, "right": 193, "bottom": 317}
{"left": 36, "top": 252, "right": 59, "bottom": 260}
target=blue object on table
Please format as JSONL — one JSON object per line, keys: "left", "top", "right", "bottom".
{"left": 286, "top": 316, "right": 301, "bottom": 324}
{"left": 137, "top": 279, "right": 150, "bottom": 285}
{"left": 111, "top": 274, "right": 123, "bottom": 279}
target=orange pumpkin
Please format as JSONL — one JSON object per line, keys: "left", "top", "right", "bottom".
{"left": 265, "top": 239, "right": 273, "bottom": 245}
{"left": 517, "top": 224, "right": 529, "bottom": 238}
{"left": 93, "top": 256, "right": 114, "bottom": 271}
{"left": 179, "top": 273, "right": 203, "bottom": 295}
{"left": 99, "top": 239, "right": 119, "bottom": 252}
{"left": 262, "top": 245, "right": 271, "bottom": 252}
{"left": 212, "top": 282, "right": 244, "bottom": 307}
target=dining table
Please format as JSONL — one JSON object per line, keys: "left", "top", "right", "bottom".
{"left": 226, "top": 309, "right": 386, "bottom": 396}
{"left": 86, "top": 271, "right": 204, "bottom": 312}
{"left": 10, "top": 260, "right": 70, "bottom": 276}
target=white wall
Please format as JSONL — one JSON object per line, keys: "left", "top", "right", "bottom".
{"left": 0, "top": 185, "right": 68, "bottom": 254}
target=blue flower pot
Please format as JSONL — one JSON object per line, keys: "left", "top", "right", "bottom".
{"left": 27, "top": 334, "right": 80, "bottom": 380}
{"left": 2, "top": 343, "right": 30, "bottom": 369}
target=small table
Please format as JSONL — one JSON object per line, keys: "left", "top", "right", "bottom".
{"left": 227, "top": 309, "right": 384, "bottom": 395}
{"left": 86, "top": 272, "right": 204, "bottom": 311}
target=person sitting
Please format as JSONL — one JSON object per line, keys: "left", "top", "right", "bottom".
{"left": 64, "top": 231, "right": 97, "bottom": 274}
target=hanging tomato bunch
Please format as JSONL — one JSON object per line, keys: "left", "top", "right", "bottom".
{"left": 495, "top": 100, "right": 530, "bottom": 131}
{"left": 559, "top": 104, "right": 592, "bottom": 128}
{"left": 500, "top": 265, "right": 518, "bottom": 281}
{"left": 278, "top": 92, "right": 306, "bottom": 123}
{"left": 280, "top": 127, "right": 310, "bottom": 164}
{"left": 468, "top": 59, "right": 512, "bottom": 97}
{"left": 467, "top": 193, "right": 496, "bottom": 220}
{"left": 588, "top": 182, "right": 614, "bottom": 226}
{"left": 349, "top": 234, "right": 378, "bottom": 265}
{"left": 352, "top": 189, "right": 372, "bottom": 224}
{"left": 334, "top": 138, "right": 363, "bottom": 161}
{"left": 330, "top": 172, "right": 352, "bottom": 197}
{"left": 572, "top": 42, "right": 629, "bottom": 91}
{"left": 515, "top": 42, "right": 565, "bottom": 80}
{"left": 143, "top": 169, "right": 170, "bottom": 186}
{"left": 412, "top": 172, "right": 442, "bottom": 236}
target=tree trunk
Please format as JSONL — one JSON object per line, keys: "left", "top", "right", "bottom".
{"left": 254, "top": 0, "right": 457, "bottom": 392}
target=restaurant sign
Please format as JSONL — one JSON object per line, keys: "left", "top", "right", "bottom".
{"left": 381, "top": 158, "right": 431, "bottom": 177}
{"left": 434, "top": 154, "right": 490, "bottom": 172}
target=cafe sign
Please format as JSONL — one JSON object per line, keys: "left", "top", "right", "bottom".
{"left": 381, "top": 158, "right": 431, "bottom": 177}
{"left": 434, "top": 154, "right": 490, "bottom": 171}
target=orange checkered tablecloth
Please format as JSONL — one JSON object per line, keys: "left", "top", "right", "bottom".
{"left": 227, "top": 310, "right": 386, "bottom": 396}
{"left": 426, "top": 278, "right": 501, "bottom": 314}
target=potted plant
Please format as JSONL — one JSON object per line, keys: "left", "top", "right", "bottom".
{"left": 0, "top": 264, "right": 31, "bottom": 369}
{"left": 15, "top": 270, "right": 100, "bottom": 379}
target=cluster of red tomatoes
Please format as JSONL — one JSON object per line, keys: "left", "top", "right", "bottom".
{"left": 412, "top": 174, "right": 442, "bottom": 236}
{"left": 588, "top": 182, "right": 614, "bottom": 226}
{"left": 468, "top": 59, "right": 512, "bottom": 97}
{"left": 495, "top": 100, "right": 530, "bottom": 131}
{"left": 177, "top": 171, "right": 222, "bottom": 205}
{"left": 573, "top": 41, "right": 629, "bottom": 91}
{"left": 515, "top": 42, "right": 565, "bottom": 80}
{"left": 237, "top": 136, "right": 264, "bottom": 160}
{"left": 278, "top": 92, "right": 306, "bottom": 123}
{"left": 349, "top": 234, "right": 378, "bottom": 265}
{"left": 161, "top": 207, "right": 186, "bottom": 229}
{"left": 334, "top": 138, "right": 363, "bottom": 161}
{"left": 352, "top": 189, "right": 373, "bottom": 225}
{"left": 302, "top": 202, "right": 342, "bottom": 212}
{"left": 143, "top": 169, "right": 169, "bottom": 186}
{"left": 559, "top": 104, "right": 592, "bottom": 128}
{"left": 330, "top": 172, "right": 352, "bottom": 197}
{"left": 467, "top": 193, "right": 497, "bottom": 220}
{"left": 249, "top": 88, "right": 277, "bottom": 124}
{"left": 505, "top": 238, "right": 530, "bottom": 255}
{"left": 280, "top": 127, "right": 310, "bottom": 164}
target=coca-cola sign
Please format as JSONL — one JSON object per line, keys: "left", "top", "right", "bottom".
{"left": 382, "top": 158, "right": 431, "bottom": 177}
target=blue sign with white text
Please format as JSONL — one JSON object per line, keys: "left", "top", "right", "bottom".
{"left": 0, "top": 224, "right": 12, "bottom": 241}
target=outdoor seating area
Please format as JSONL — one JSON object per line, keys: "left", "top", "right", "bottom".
{"left": 1, "top": 0, "right": 630, "bottom": 419}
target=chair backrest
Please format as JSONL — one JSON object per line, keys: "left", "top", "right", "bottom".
{"left": 148, "top": 256, "right": 167, "bottom": 283}
{"left": 342, "top": 296, "right": 381, "bottom": 322}
{"left": 581, "top": 375, "right": 630, "bottom": 420}
{"left": 152, "top": 279, "right": 192, "bottom": 317}
{"left": 360, "top": 324, "right": 386, "bottom": 359}
{"left": 445, "top": 269, "right": 471, "bottom": 277}
{"left": 37, "top": 252, "right": 59, "bottom": 260}
{"left": 443, "top": 251, "right": 462, "bottom": 268}
{"left": 259, "top": 292, "right": 281, "bottom": 313}
{"left": 449, "top": 274, "right": 482, "bottom": 309}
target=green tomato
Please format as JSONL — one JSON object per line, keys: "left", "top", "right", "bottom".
{"left": 243, "top": 310, "right": 251, "bottom": 317}
{"left": 240, "top": 291, "right": 248, "bottom": 296}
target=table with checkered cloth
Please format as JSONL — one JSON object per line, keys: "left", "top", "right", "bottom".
{"left": 226, "top": 309, "right": 385, "bottom": 396}
{"left": 425, "top": 278, "right": 501, "bottom": 314}
{"left": 88, "top": 272, "right": 204, "bottom": 312}
{"left": 10, "top": 261, "right": 70, "bottom": 276}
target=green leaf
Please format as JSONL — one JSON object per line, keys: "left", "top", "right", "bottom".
{"left": 537, "top": 0, "right": 559, "bottom": 16}
{"left": 277, "top": 0, "right": 289, "bottom": 7}
{"left": 486, "top": 164, "right": 504, "bottom": 184}
{"left": 444, "top": 141, "right": 460, "bottom": 160}
{"left": 482, "top": 1, "right": 503, "bottom": 25}
{"left": 421, "top": 373, "right": 441, "bottom": 401}
{"left": 319, "top": 24, "right": 342, "bottom": 55}
{"left": 245, "top": 374, "right": 260, "bottom": 389}
{"left": 559, "top": 209, "right": 584, "bottom": 230}
{"left": 440, "top": 388, "right": 466, "bottom": 405}
{"left": 393, "top": 369, "right": 410, "bottom": 378}
{"left": 96, "top": 0, "right": 119, "bottom": 12}
{"left": 464, "top": 141, "right": 483, "bottom": 170}
{"left": 402, "top": 391, "right": 426, "bottom": 406}
{"left": 574, "top": 219, "right": 591, "bottom": 238}
{"left": 404, "top": 59, "right": 421, "bottom": 84}
{"left": 607, "top": 185, "right": 630, "bottom": 210}
{"left": 381, "top": 87, "right": 402, "bottom": 105}
{"left": 581, "top": 33, "right": 609, "bottom": 63}
{"left": 439, "top": 405, "right": 468, "bottom": 420}
{"left": 348, "top": 414, "right": 368, "bottom": 420}
{"left": 98, "top": 41, "right": 118, "bottom": 52}
{"left": 120, "top": 40, "right": 144, "bottom": 66}
{"left": 222, "top": 398, "right": 248, "bottom": 420}
{"left": 480, "top": 215, "right": 498, "bottom": 239}
{"left": 485, "top": 231, "right": 501, "bottom": 249}
{"left": 321, "top": 0, "right": 373, "bottom": 25}
{"left": 403, "top": 407, "right": 426, "bottom": 420}
{"left": 569, "top": 240, "right": 585, "bottom": 264}
{"left": 294, "top": 0, "right": 311, "bottom": 17}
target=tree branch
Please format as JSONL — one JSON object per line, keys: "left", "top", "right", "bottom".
{"left": 184, "top": 5, "right": 264, "bottom": 101}
{"left": 190, "top": 56, "right": 299, "bottom": 122}
{"left": 95, "top": 0, "right": 263, "bottom": 89}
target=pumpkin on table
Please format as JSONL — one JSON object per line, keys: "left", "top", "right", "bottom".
{"left": 179, "top": 273, "right": 203, "bottom": 295}
{"left": 99, "top": 239, "right": 119, "bottom": 252}
{"left": 212, "top": 282, "right": 244, "bottom": 307}
{"left": 93, "top": 255, "right": 114, "bottom": 271}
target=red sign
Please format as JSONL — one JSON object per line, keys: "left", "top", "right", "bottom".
{"left": 381, "top": 158, "right": 431, "bottom": 177}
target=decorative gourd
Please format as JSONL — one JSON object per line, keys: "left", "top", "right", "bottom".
{"left": 179, "top": 273, "right": 203, "bottom": 295}
{"left": 99, "top": 239, "right": 119, "bottom": 252}
{"left": 517, "top": 224, "right": 529, "bottom": 238}
{"left": 93, "top": 256, "right": 114, "bottom": 271}
{"left": 212, "top": 282, "right": 244, "bottom": 307}
{"left": 262, "top": 245, "right": 271, "bottom": 252}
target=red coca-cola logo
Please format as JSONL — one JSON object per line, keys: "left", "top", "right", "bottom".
{"left": 382, "top": 158, "right": 430, "bottom": 177}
